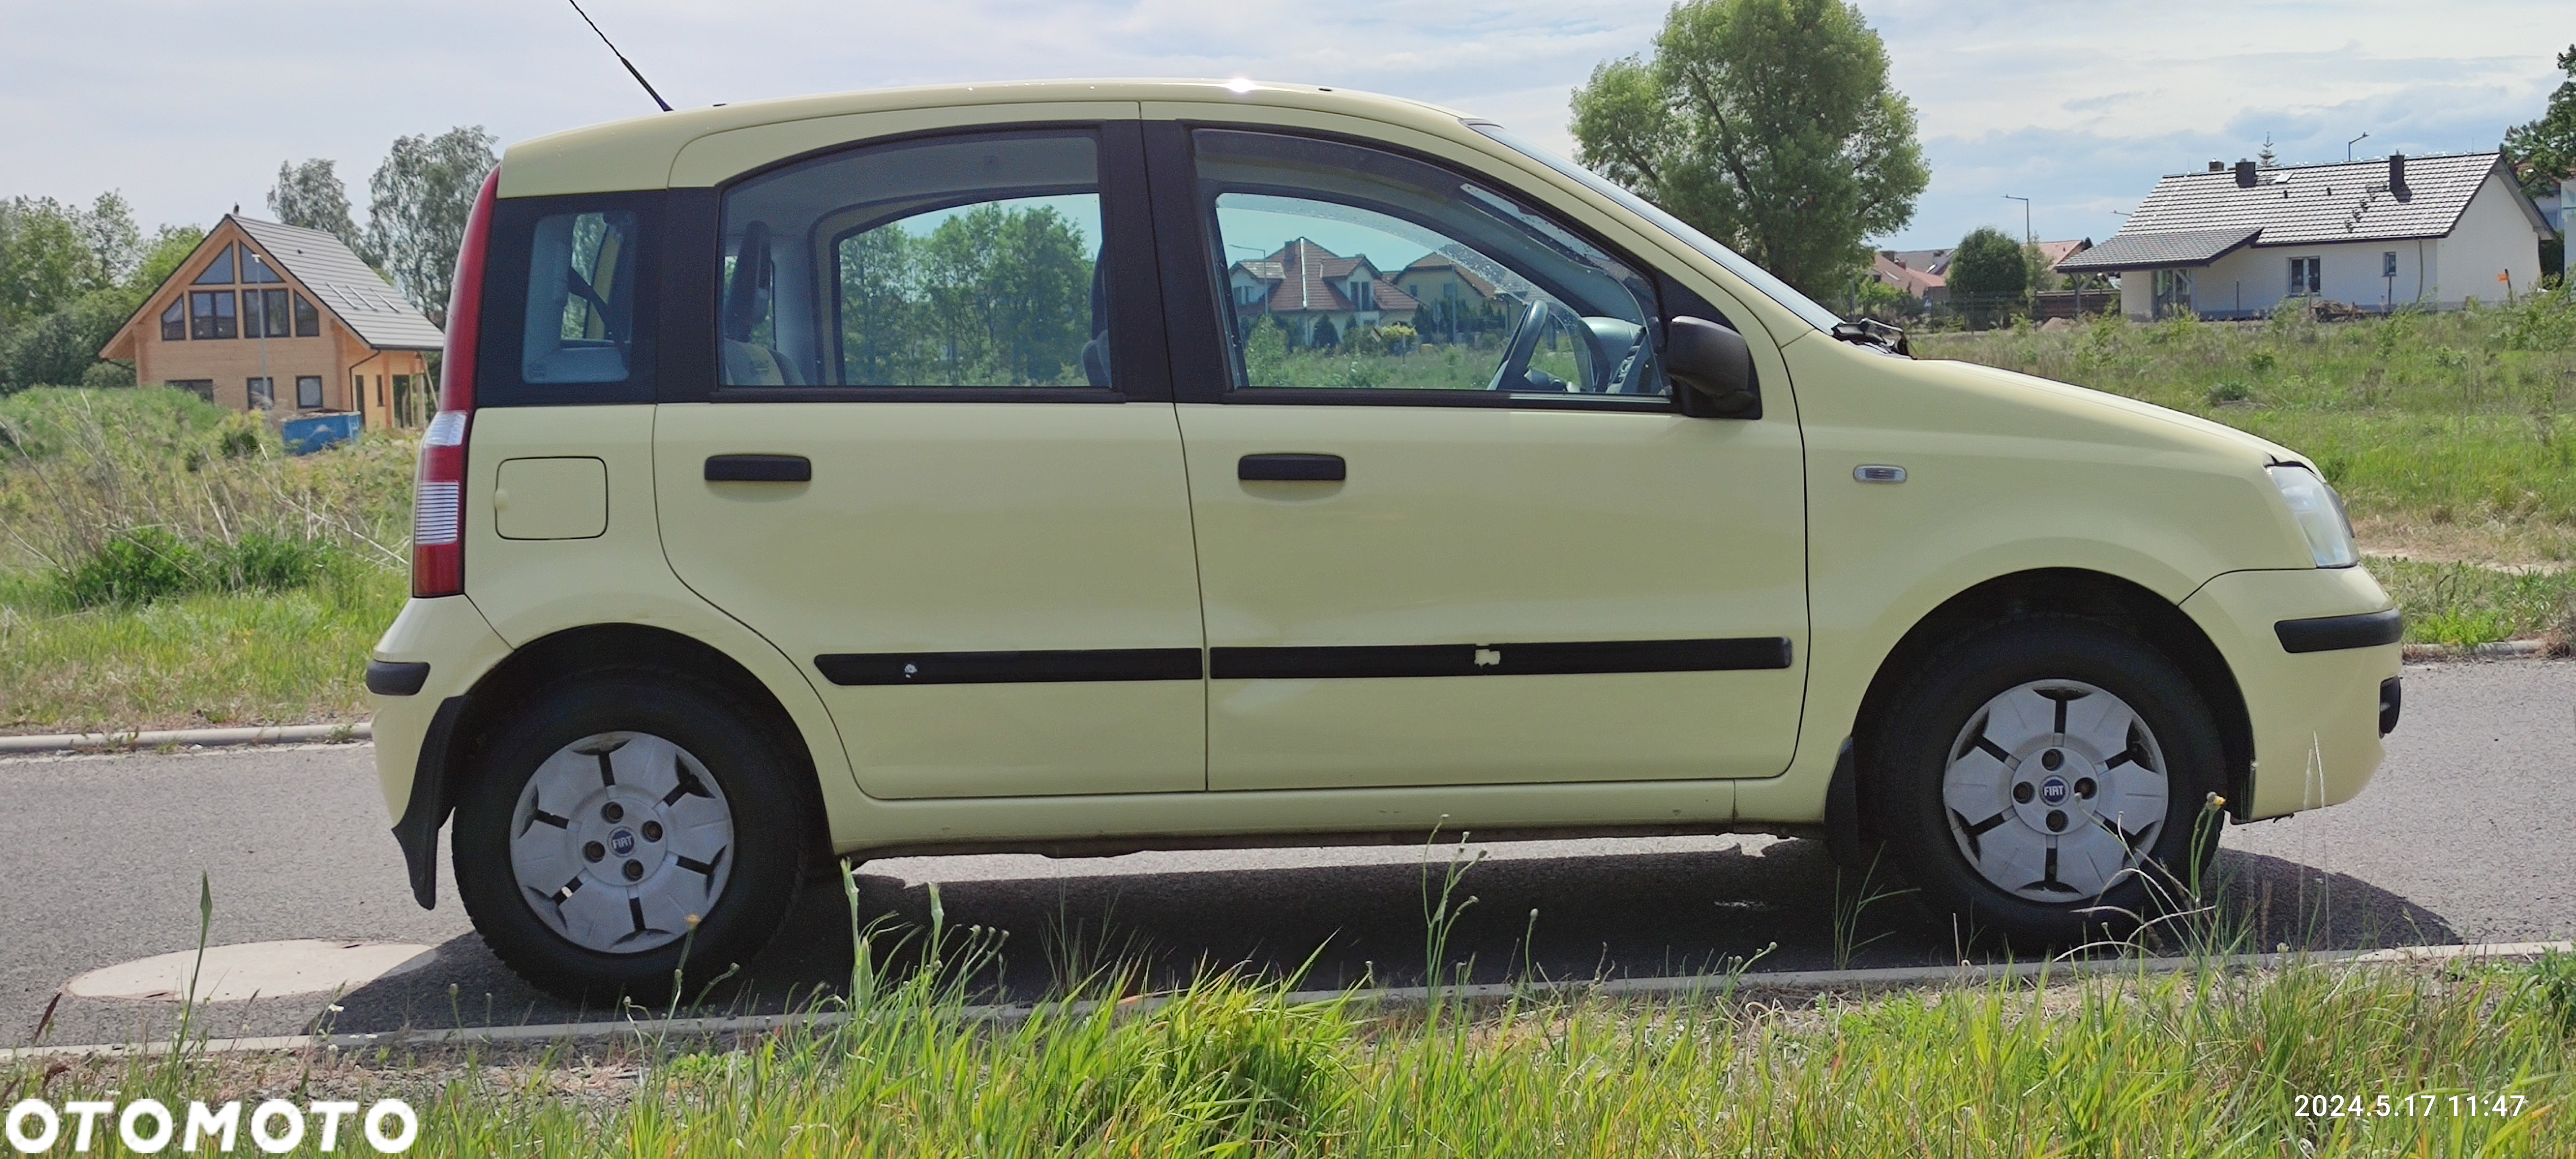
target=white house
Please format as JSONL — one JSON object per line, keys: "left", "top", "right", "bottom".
{"left": 2058, "top": 152, "right": 2551, "bottom": 320}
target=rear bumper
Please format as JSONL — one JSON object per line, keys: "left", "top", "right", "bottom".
{"left": 2181, "top": 567, "right": 2402, "bottom": 819}
{"left": 369, "top": 596, "right": 512, "bottom": 908}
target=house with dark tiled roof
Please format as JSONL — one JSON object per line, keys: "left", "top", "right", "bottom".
{"left": 1390, "top": 252, "right": 1506, "bottom": 341}
{"left": 2058, "top": 152, "right": 2551, "bottom": 320}
{"left": 99, "top": 214, "right": 443, "bottom": 428}
{"left": 1227, "top": 239, "right": 1420, "bottom": 347}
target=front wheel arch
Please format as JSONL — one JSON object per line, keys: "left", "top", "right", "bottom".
{"left": 1845, "top": 569, "right": 2254, "bottom": 838}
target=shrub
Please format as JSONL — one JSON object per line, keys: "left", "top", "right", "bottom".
{"left": 206, "top": 532, "right": 329, "bottom": 592}
{"left": 57, "top": 528, "right": 202, "bottom": 606}
{"left": 2207, "top": 378, "right": 2253, "bottom": 406}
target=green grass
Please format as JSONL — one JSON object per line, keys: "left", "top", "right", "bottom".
{"left": 1916, "top": 295, "right": 2576, "bottom": 562}
{"left": 20, "top": 951, "right": 2575, "bottom": 1156}
{"left": 2370, "top": 557, "right": 2576, "bottom": 648}
{"left": 0, "top": 562, "right": 405, "bottom": 734}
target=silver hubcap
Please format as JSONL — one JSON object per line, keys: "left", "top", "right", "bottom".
{"left": 1942, "top": 680, "right": 2169, "bottom": 901}
{"left": 509, "top": 731, "right": 734, "bottom": 953}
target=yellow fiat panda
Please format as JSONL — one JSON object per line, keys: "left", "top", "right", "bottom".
{"left": 365, "top": 80, "right": 2401, "bottom": 999}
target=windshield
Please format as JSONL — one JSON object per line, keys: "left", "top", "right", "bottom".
{"left": 1465, "top": 121, "right": 1845, "bottom": 334}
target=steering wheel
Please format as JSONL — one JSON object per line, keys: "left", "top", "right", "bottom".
{"left": 1487, "top": 298, "right": 1561, "bottom": 392}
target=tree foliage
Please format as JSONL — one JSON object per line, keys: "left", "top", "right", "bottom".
{"left": 0, "top": 194, "right": 175, "bottom": 393}
{"left": 267, "top": 158, "right": 362, "bottom": 252}
{"left": 2505, "top": 44, "right": 2576, "bottom": 200}
{"left": 834, "top": 204, "right": 1098, "bottom": 386}
{"left": 1569, "top": 0, "right": 1927, "bottom": 300}
{"left": 365, "top": 126, "right": 497, "bottom": 325}
{"left": 1946, "top": 227, "right": 2027, "bottom": 328}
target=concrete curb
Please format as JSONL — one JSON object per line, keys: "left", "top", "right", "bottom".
{"left": 0, "top": 722, "right": 370, "bottom": 755}
{"left": 11, "top": 939, "right": 2567, "bottom": 1061}
{"left": 2403, "top": 639, "right": 2554, "bottom": 662}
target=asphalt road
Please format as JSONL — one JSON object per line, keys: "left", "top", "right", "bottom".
{"left": 4, "top": 658, "right": 2570, "bottom": 1048}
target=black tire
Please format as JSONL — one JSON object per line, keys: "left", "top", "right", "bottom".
{"left": 1864, "top": 616, "right": 2225, "bottom": 948}
{"left": 453, "top": 670, "right": 811, "bottom": 1004}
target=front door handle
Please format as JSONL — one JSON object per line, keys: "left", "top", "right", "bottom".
{"left": 705, "top": 454, "right": 811, "bottom": 482}
{"left": 1239, "top": 453, "right": 1345, "bottom": 481}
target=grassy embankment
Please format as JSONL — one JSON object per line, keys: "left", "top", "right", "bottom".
{"left": 13, "top": 899, "right": 2576, "bottom": 1156}
{"left": 1918, "top": 293, "right": 2576, "bottom": 646}
{"left": 0, "top": 386, "right": 410, "bottom": 734}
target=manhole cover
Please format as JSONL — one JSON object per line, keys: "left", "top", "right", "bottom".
{"left": 63, "top": 941, "right": 436, "bottom": 1002}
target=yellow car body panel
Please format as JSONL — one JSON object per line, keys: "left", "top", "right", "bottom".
{"left": 2182, "top": 566, "right": 2399, "bottom": 818}
{"left": 375, "top": 79, "right": 2398, "bottom": 869}
{"left": 1176, "top": 398, "right": 1808, "bottom": 790}
{"left": 650, "top": 402, "right": 1210, "bottom": 800}
{"left": 367, "top": 594, "right": 511, "bottom": 819}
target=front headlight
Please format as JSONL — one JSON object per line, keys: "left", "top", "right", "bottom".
{"left": 2266, "top": 465, "right": 2357, "bottom": 567}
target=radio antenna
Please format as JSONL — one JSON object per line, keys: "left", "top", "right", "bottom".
{"left": 566, "top": 0, "right": 672, "bottom": 112}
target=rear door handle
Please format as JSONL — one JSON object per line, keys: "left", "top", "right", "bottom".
{"left": 1239, "top": 453, "right": 1345, "bottom": 481}
{"left": 705, "top": 454, "right": 811, "bottom": 482}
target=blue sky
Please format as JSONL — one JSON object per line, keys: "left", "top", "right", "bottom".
{"left": 3, "top": 1, "right": 2563, "bottom": 255}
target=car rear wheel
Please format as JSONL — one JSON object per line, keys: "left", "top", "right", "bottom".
{"left": 1867, "top": 616, "right": 2225, "bottom": 947}
{"left": 453, "top": 671, "right": 810, "bottom": 1003}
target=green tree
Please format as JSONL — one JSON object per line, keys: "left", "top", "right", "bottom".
{"left": 1569, "top": 0, "right": 1927, "bottom": 300}
{"left": 365, "top": 126, "right": 498, "bottom": 324}
{"left": 2505, "top": 44, "right": 2576, "bottom": 200}
{"left": 0, "top": 193, "right": 137, "bottom": 329}
{"left": 1947, "top": 227, "right": 2027, "bottom": 328}
{"left": 267, "top": 159, "right": 362, "bottom": 251}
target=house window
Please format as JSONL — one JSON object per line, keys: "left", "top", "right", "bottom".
{"left": 189, "top": 291, "right": 236, "bottom": 339}
{"left": 292, "top": 293, "right": 319, "bottom": 337}
{"left": 241, "top": 287, "right": 292, "bottom": 338}
{"left": 1350, "top": 278, "right": 1374, "bottom": 310}
{"left": 193, "top": 244, "right": 235, "bottom": 284}
{"left": 241, "top": 247, "right": 285, "bottom": 283}
{"left": 2382, "top": 252, "right": 2398, "bottom": 279}
{"left": 392, "top": 374, "right": 417, "bottom": 428}
{"left": 167, "top": 379, "right": 213, "bottom": 402}
{"left": 247, "top": 377, "right": 274, "bottom": 410}
{"left": 2288, "top": 256, "right": 2321, "bottom": 295}
{"left": 160, "top": 300, "right": 186, "bottom": 341}
{"left": 296, "top": 375, "right": 323, "bottom": 409}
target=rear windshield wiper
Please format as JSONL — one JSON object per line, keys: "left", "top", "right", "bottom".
{"left": 1830, "top": 318, "right": 1911, "bottom": 357}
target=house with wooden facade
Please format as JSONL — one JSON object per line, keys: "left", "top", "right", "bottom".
{"left": 99, "top": 214, "right": 445, "bottom": 428}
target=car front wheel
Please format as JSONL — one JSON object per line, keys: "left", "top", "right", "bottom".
{"left": 1868, "top": 616, "right": 2226, "bottom": 947}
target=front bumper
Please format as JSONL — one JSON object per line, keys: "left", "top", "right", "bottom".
{"left": 2181, "top": 566, "right": 2402, "bottom": 819}
{"left": 369, "top": 596, "right": 513, "bottom": 907}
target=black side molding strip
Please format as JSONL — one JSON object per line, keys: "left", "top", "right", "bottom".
{"left": 365, "top": 659, "right": 431, "bottom": 696}
{"left": 815, "top": 648, "right": 1203, "bottom": 686}
{"left": 1210, "top": 637, "right": 1793, "bottom": 680}
{"left": 2274, "top": 608, "right": 2403, "bottom": 654}
{"left": 705, "top": 454, "right": 811, "bottom": 482}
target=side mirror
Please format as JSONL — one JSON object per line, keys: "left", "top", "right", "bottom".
{"left": 1667, "top": 316, "right": 1760, "bottom": 419}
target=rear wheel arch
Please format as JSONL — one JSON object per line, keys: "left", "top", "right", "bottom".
{"left": 1845, "top": 569, "right": 2254, "bottom": 838}
{"left": 441, "top": 624, "right": 833, "bottom": 868}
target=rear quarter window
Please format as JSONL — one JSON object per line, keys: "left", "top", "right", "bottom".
{"left": 474, "top": 191, "right": 665, "bottom": 406}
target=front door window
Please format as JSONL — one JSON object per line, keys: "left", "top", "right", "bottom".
{"left": 1197, "top": 129, "right": 1665, "bottom": 400}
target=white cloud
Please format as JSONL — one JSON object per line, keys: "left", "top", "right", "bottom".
{"left": 0, "top": 1, "right": 2560, "bottom": 255}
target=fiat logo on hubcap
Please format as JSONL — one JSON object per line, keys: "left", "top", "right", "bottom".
{"left": 610, "top": 827, "right": 637, "bottom": 857}
{"left": 2038, "top": 777, "right": 2069, "bottom": 806}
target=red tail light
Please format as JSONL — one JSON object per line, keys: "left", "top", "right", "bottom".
{"left": 412, "top": 167, "right": 500, "bottom": 598}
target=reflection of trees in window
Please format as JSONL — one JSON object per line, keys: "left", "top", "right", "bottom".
{"left": 836, "top": 202, "right": 1095, "bottom": 386}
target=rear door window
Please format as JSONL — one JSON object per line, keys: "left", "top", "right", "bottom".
{"left": 717, "top": 131, "right": 1113, "bottom": 390}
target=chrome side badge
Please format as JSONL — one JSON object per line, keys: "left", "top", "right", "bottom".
{"left": 1854, "top": 465, "right": 1907, "bottom": 483}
